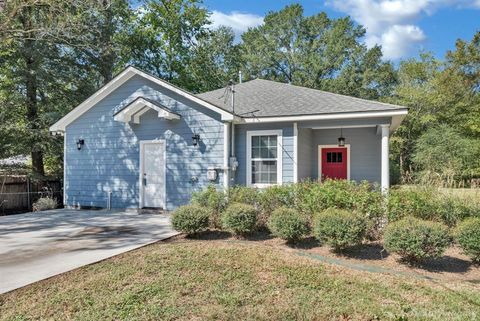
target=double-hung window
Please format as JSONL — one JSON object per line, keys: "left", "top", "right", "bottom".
{"left": 246, "top": 130, "right": 282, "bottom": 187}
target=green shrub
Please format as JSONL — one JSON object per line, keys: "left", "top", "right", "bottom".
{"left": 313, "top": 208, "right": 367, "bottom": 251}
{"left": 384, "top": 217, "right": 451, "bottom": 262}
{"left": 228, "top": 186, "right": 260, "bottom": 209}
{"left": 455, "top": 217, "right": 480, "bottom": 263}
{"left": 296, "top": 180, "right": 384, "bottom": 226}
{"left": 221, "top": 203, "right": 257, "bottom": 236}
{"left": 191, "top": 185, "right": 226, "bottom": 228}
{"left": 171, "top": 205, "right": 210, "bottom": 235}
{"left": 32, "top": 197, "right": 57, "bottom": 211}
{"left": 267, "top": 207, "right": 309, "bottom": 243}
{"left": 388, "top": 187, "right": 480, "bottom": 226}
{"left": 257, "top": 185, "right": 297, "bottom": 226}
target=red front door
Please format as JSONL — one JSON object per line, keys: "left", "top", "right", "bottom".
{"left": 321, "top": 147, "right": 347, "bottom": 180}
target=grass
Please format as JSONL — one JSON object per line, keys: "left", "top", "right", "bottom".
{"left": 1, "top": 239, "right": 480, "bottom": 321}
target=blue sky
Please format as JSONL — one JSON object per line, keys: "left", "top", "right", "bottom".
{"left": 203, "top": 0, "right": 480, "bottom": 61}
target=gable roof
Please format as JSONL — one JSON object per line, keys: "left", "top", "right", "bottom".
{"left": 49, "top": 66, "right": 235, "bottom": 132}
{"left": 197, "top": 79, "right": 407, "bottom": 118}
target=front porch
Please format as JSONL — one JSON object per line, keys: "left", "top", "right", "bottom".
{"left": 295, "top": 119, "right": 390, "bottom": 190}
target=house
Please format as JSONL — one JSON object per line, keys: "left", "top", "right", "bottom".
{"left": 49, "top": 66, "right": 407, "bottom": 210}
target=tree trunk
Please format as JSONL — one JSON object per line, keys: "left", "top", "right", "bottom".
{"left": 22, "top": 8, "right": 44, "bottom": 176}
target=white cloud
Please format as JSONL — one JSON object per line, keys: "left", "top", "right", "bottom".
{"left": 377, "top": 25, "right": 426, "bottom": 59}
{"left": 327, "top": 0, "right": 474, "bottom": 60}
{"left": 210, "top": 11, "right": 263, "bottom": 35}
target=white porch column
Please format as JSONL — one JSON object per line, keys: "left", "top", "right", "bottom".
{"left": 293, "top": 122, "right": 298, "bottom": 183}
{"left": 223, "top": 122, "right": 230, "bottom": 190}
{"left": 381, "top": 125, "right": 390, "bottom": 193}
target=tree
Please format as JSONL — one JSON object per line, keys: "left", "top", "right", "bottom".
{"left": 0, "top": 0, "right": 89, "bottom": 176}
{"left": 412, "top": 125, "right": 480, "bottom": 186}
{"left": 73, "top": 0, "right": 133, "bottom": 86}
{"left": 188, "top": 26, "right": 242, "bottom": 93}
{"left": 125, "top": 0, "right": 210, "bottom": 91}
{"left": 240, "top": 4, "right": 396, "bottom": 99}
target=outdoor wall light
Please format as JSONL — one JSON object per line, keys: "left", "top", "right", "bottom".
{"left": 338, "top": 128, "right": 345, "bottom": 147}
{"left": 76, "top": 139, "right": 85, "bottom": 150}
{"left": 192, "top": 133, "right": 201, "bottom": 146}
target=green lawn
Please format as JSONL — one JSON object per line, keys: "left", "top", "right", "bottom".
{"left": 1, "top": 239, "right": 479, "bottom": 321}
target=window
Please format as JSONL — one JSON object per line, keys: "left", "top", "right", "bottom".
{"left": 326, "top": 152, "right": 343, "bottom": 163}
{"left": 247, "top": 130, "right": 282, "bottom": 187}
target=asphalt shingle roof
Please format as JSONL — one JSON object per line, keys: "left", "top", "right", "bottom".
{"left": 197, "top": 79, "right": 406, "bottom": 118}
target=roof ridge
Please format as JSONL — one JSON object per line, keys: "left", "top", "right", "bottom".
{"left": 252, "top": 78, "right": 406, "bottom": 109}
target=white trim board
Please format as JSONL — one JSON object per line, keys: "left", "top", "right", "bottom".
{"left": 246, "top": 129, "right": 283, "bottom": 188}
{"left": 318, "top": 144, "right": 351, "bottom": 182}
{"left": 50, "top": 66, "right": 234, "bottom": 132}
{"left": 241, "top": 110, "right": 408, "bottom": 131}
{"left": 114, "top": 97, "right": 180, "bottom": 123}
{"left": 139, "top": 140, "right": 167, "bottom": 209}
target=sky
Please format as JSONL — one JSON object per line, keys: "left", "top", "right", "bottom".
{"left": 203, "top": 0, "right": 480, "bottom": 61}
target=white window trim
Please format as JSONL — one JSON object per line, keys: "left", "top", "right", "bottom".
{"left": 139, "top": 139, "right": 167, "bottom": 209}
{"left": 246, "top": 129, "right": 283, "bottom": 188}
{"left": 318, "top": 144, "right": 351, "bottom": 182}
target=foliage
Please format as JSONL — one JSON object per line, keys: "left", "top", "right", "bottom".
{"left": 221, "top": 203, "right": 257, "bottom": 236}
{"left": 241, "top": 4, "right": 396, "bottom": 99}
{"left": 171, "top": 204, "right": 210, "bottom": 235}
{"left": 191, "top": 185, "right": 226, "bottom": 228}
{"left": 387, "top": 187, "right": 480, "bottom": 226}
{"left": 267, "top": 207, "right": 309, "bottom": 243}
{"left": 227, "top": 185, "right": 260, "bottom": 206}
{"left": 384, "top": 217, "right": 451, "bottom": 262}
{"left": 296, "top": 179, "right": 384, "bottom": 217}
{"left": 455, "top": 217, "right": 480, "bottom": 263}
{"left": 257, "top": 185, "right": 298, "bottom": 227}
{"left": 313, "top": 208, "right": 367, "bottom": 250}
{"left": 412, "top": 125, "right": 480, "bottom": 185}
{"left": 32, "top": 197, "right": 57, "bottom": 212}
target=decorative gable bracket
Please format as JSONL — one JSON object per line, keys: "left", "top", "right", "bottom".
{"left": 113, "top": 97, "right": 180, "bottom": 124}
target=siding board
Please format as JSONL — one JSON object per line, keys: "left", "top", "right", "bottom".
{"left": 65, "top": 75, "right": 224, "bottom": 210}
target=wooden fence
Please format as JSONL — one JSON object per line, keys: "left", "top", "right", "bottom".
{"left": 0, "top": 175, "right": 62, "bottom": 215}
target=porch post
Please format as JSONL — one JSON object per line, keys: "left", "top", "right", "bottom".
{"left": 293, "top": 122, "right": 298, "bottom": 183}
{"left": 223, "top": 122, "right": 230, "bottom": 191}
{"left": 381, "top": 125, "right": 390, "bottom": 193}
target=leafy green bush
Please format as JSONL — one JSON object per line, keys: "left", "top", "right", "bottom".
{"left": 171, "top": 205, "right": 210, "bottom": 236}
{"left": 296, "top": 180, "right": 384, "bottom": 234}
{"left": 313, "top": 208, "right": 367, "bottom": 251}
{"left": 228, "top": 186, "right": 259, "bottom": 206}
{"left": 267, "top": 207, "right": 309, "bottom": 243}
{"left": 32, "top": 197, "right": 57, "bottom": 211}
{"left": 455, "top": 217, "right": 480, "bottom": 263}
{"left": 384, "top": 217, "right": 451, "bottom": 262}
{"left": 257, "top": 185, "right": 297, "bottom": 226}
{"left": 221, "top": 203, "right": 257, "bottom": 236}
{"left": 191, "top": 185, "right": 226, "bottom": 228}
{"left": 388, "top": 187, "right": 480, "bottom": 226}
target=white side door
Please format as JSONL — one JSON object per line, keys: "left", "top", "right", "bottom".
{"left": 140, "top": 141, "right": 166, "bottom": 208}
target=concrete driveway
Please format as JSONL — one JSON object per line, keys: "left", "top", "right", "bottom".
{"left": 0, "top": 209, "right": 178, "bottom": 294}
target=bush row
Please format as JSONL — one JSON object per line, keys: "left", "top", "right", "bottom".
{"left": 173, "top": 182, "right": 480, "bottom": 263}
{"left": 191, "top": 181, "right": 479, "bottom": 230}
{"left": 172, "top": 202, "right": 480, "bottom": 263}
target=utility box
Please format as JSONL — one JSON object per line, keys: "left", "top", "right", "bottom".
{"left": 207, "top": 167, "right": 218, "bottom": 181}
{"left": 229, "top": 157, "right": 238, "bottom": 171}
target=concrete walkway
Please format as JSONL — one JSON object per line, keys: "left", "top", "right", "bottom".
{"left": 0, "top": 209, "right": 178, "bottom": 294}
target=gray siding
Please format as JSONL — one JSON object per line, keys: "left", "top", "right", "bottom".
{"left": 309, "top": 127, "right": 382, "bottom": 182}
{"left": 233, "top": 122, "right": 294, "bottom": 185}
{"left": 65, "top": 75, "right": 224, "bottom": 210}
{"left": 297, "top": 128, "right": 312, "bottom": 181}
